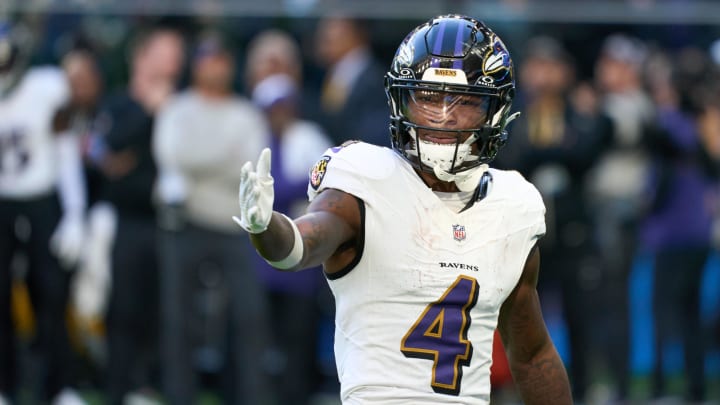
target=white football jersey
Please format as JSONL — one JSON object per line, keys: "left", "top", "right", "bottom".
{"left": 308, "top": 142, "right": 545, "bottom": 405}
{"left": 0, "top": 67, "right": 70, "bottom": 198}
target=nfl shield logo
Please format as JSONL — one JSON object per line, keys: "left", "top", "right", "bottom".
{"left": 452, "top": 224, "right": 466, "bottom": 242}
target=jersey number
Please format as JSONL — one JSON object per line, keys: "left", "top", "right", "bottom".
{"left": 0, "top": 129, "right": 30, "bottom": 175}
{"left": 400, "top": 275, "right": 479, "bottom": 396}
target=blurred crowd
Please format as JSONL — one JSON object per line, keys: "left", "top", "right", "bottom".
{"left": 0, "top": 11, "right": 719, "bottom": 405}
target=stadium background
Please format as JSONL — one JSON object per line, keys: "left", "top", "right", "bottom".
{"left": 2, "top": 0, "right": 720, "bottom": 403}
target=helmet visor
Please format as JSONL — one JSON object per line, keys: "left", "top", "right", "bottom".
{"left": 401, "top": 88, "right": 492, "bottom": 132}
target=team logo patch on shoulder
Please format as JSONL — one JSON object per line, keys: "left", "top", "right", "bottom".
{"left": 310, "top": 155, "right": 331, "bottom": 190}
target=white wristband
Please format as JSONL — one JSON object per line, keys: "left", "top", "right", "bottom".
{"left": 265, "top": 214, "right": 304, "bottom": 270}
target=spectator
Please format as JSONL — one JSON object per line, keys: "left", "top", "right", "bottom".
{"left": 642, "top": 47, "right": 716, "bottom": 403}
{"left": 697, "top": 92, "right": 720, "bottom": 363}
{"left": 87, "top": 26, "right": 185, "bottom": 405}
{"left": 311, "top": 16, "right": 388, "bottom": 146}
{"left": 254, "top": 74, "right": 332, "bottom": 404}
{"left": 57, "top": 47, "right": 107, "bottom": 384}
{"left": 587, "top": 33, "right": 656, "bottom": 402}
{"left": 246, "top": 29, "right": 334, "bottom": 404}
{"left": 61, "top": 51, "right": 110, "bottom": 351}
{"left": 152, "top": 31, "right": 272, "bottom": 405}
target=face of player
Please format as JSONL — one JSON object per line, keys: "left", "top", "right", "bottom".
{"left": 402, "top": 89, "right": 490, "bottom": 144}
{"left": 398, "top": 88, "right": 494, "bottom": 176}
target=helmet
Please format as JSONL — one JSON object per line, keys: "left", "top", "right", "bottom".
{"left": 385, "top": 14, "right": 518, "bottom": 179}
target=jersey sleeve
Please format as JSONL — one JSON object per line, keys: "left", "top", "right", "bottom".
{"left": 526, "top": 184, "right": 546, "bottom": 242}
{"left": 491, "top": 169, "right": 547, "bottom": 267}
{"left": 306, "top": 142, "right": 396, "bottom": 203}
{"left": 514, "top": 173, "right": 546, "bottom": 260}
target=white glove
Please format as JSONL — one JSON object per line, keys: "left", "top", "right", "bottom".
{"left": 233, "top": 148, "right": 275, "bottom": 234}
{"left": 72, "top": 203, "right": 116, "bottom": 323}
{"left": 50, "top": 213, "right": 85, "bottom": 269}
{"left": 73, "top": 264, "right": 110, "bottom": 323}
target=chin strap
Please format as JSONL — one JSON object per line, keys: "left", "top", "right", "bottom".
{"left": 452, "top": 110, "right": 517, "bottom": 212}
{"left": 433, "top": 162, "right": 488, "bottom": 192}
{"left": 432, "top": 163, "right": 492, "bottom": 213}
{"left": 504, "top": 111, "right": 521, "bottom": 126}
{"left": 459, "top": 170, "right": 493, "bottom": 213}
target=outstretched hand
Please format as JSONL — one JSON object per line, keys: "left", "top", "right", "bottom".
{"left": 233, "top": 148, "right": 275, "bottom": 234}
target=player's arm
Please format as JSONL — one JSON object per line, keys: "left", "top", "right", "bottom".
{"left": 249, "top": 188, "right": 359, "bottom": 273}
{"left": 234, "top": 148, "right": 360, "bottom": 273}
{"left": 497, "top": 245, "right": 573, "bottom": 405}
{"left": 50, "top": 102, "right": 87, "bottom": 269}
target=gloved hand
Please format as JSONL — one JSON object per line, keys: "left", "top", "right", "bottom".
{"left": 50, "top": 213, "right": 85, "bottom": 269}
{"left": 73, "top": 264, "right": 110, "bottom": 324}
{"left": 72, "top": 203, "right": 116, "bottom": 324}
{"left": 233, "top": 148, "right": 275, "bottom": 234}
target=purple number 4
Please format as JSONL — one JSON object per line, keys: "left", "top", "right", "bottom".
{"left": 400, "top": 275, "right": 479, "bottom": 396}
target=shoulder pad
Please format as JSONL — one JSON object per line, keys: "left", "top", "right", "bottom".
{"left": 489, "top": 169, "right": 543, "bottom": 206}
{"left": 320, "top": 142, "right": 397, "bottom": 181}
{"left": 307, "top": 142, "right": 397, "bottom": 201}
{"left": 21, "top": 67, "right": 70, "bottom": 105}
{"left": 488, "top": 168, "right": 546, "bottom": 237}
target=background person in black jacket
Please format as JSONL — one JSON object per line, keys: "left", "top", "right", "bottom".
{"left": 86, "top": 26, "right": 185, "bottom": 405}
{"left": 311, "top": 16, "right": 389, "bottom": 147}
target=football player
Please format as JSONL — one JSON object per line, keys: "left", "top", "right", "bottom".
{"left": 234, "top": 15, "right": 572, "bottom": 404}
{"left": 0, "top": 20, "right": 87, "bottom": 404}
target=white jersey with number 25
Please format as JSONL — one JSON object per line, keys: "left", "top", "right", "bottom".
{"left": 0, "top": 67, "right": 70, "bottom": 198}
{"left": 307, "top": 141, "right": 546, "bottom": 405}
